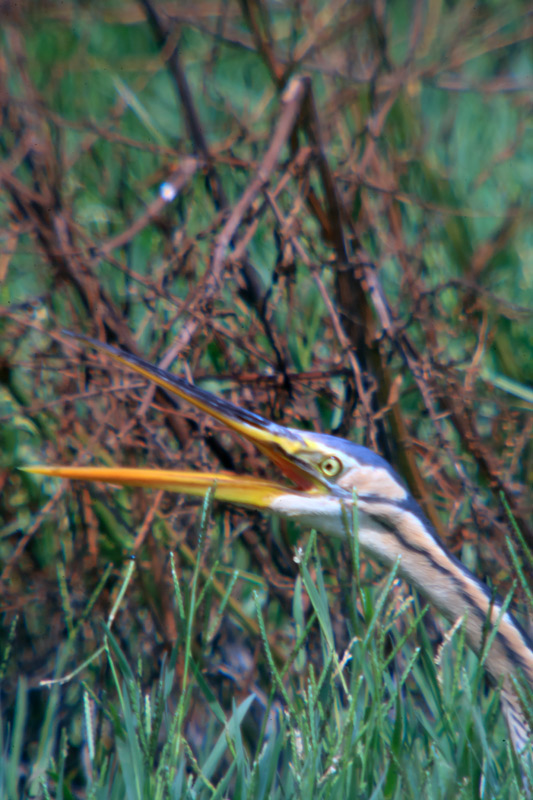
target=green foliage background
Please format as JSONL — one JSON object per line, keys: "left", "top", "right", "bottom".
{"left": 0, "top": 1, "right": 532, "bottom": 797}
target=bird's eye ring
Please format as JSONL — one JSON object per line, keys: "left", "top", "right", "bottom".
{"left": 320, "top": 456, "right": 342, "bottom": 478}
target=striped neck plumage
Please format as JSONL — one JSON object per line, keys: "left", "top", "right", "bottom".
{"left": 354, "top": 491, "right": 533, "bottom": 754}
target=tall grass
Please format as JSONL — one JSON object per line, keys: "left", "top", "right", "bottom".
{"left": 1, "top": 491, "right": 530, "bottom": 799}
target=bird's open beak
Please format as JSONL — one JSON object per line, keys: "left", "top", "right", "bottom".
{"left": 23, "top": 334, "right": 327, "bottom": 511}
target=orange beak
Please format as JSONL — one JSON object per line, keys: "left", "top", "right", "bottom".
{"left": 23, "top": 333, "right": 328, "bottom": 510}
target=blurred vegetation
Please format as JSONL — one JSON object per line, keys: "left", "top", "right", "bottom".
{"left": 0, "top": 0, "right": 532, "bottom": 797}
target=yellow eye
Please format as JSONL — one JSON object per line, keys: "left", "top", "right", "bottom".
{"left": 320, "top": 456, "right": 342, "bottom": 478}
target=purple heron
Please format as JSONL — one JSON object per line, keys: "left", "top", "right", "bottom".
{"left": 24, "top": 333, "right": 533, "bottom": 758}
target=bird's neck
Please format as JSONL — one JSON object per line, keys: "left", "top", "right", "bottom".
{"left": 356, "top": 496, "right": 533, "bottom": 694}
